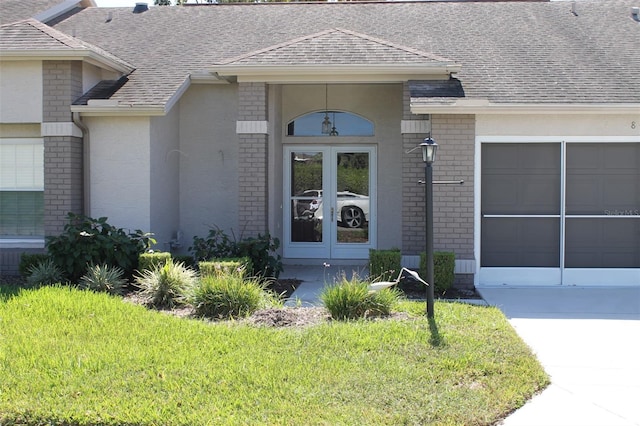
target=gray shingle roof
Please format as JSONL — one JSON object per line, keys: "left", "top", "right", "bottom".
{"left": 0, "top": 18, "right": 134, "bottom": 72}
{"left": 0, "top": 0, "right": 64, "bottom": 25}
{"left": 216, "top": 28, "right": 457, "bottom": 66}
{"left": 47, "top": 0, "right": 640, "bottom": 108}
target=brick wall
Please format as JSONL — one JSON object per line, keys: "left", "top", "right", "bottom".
{"left": 43, "top": 61, "right": 82, "bottom": 123}
{"left": 237, "top": 83, "right": 268, "bottom": 236}
{"left": 42, "top": 61, "right": 84, "bottom": 236}
{"left": 43, "top": 136, "right": 84, "bottom": 236}
{"left": 401, "top": 84, "right": 475, "bottom": 263}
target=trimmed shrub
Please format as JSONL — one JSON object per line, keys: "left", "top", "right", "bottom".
{"left": 172, "top": 254, "right": 196, "bottom": 269}
{"left": 46, "top": 213, "right": 156, "bottom": 282}
{"left": 19, "top": 253, "right": 50, "bottom": 279}
{"left": 368, "top": 248, "right": 401, "bottom": 282}
{"left": 25, "top": 259, "right": 63, "bottom": 288}
{"left": 138, "top": 252, "right": 172, "bottom": 273}
{"left": 190, "top": 227, "right": 283, "bottom": 278}
{"left": 198, "top": 257, "right": 252, "bottom": 278}
{"left": 79, "top": 264, "right": 127, "bottom": 296}
{"left": 193, "top": 274, "right": 267, "bottom": 319}
{"left": 135, "top": 260, "right": 197, "bottom": 309}
{"left": 420, "top": 251, "right": 456, "bottom": 294}
{"left": 321, "top": 275, "right": 400, "bottom": 320}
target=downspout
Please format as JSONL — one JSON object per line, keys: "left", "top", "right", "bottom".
{"left": 72, "top": 112, "right": 90, "bottom": 215}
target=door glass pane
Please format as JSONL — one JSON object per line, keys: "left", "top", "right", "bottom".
{"left": 290, "top": 152, "right": 323, "bottom": 243}
{"left": 482, "top": 143, "right": 561, "bottom": 215}
{"left": 336, "top": 152, "right": 369, "bottom": 244}
{"left": 481, "top": 143, "right": 561, "bottom": 267}
{"left": 566, "top": 143, "right": 640, "bottom": 215}
{"left": 565, "top": 143, "right": 640, "bottom": 268}
{"left": 481, "top": 217, "right": 560, "bottom": 267}
{"left": 566, "top": 218, "right": 640, "bottom": 268}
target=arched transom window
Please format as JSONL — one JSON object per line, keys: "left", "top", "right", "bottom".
{"left": 287, "top": 111, "right": 374, "bottom": 137}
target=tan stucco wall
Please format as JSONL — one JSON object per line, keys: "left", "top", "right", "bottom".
{"left": 0, "top": 61, "right": 42, "bottom": 123}
{"left": 178, "top": 83, "right": 240, "bottom": 245}
{"left": 477, "top": 114, "right": 640, "bottom": 137}
{"left": 150, "top": 105, "right": 180, "bottom": 250}
{"left": 279, "top": 83, "right": 404, "bottom": 251}
{"left": 85, "top": 116, "right": 151, "bottom": 232}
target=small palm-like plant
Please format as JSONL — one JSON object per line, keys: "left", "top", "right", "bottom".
{"left": 79, "top": 264, "right": 127, "bottom": 295}
{"left": 26, "top": 259, "right": 64, "bottom": 288}
{"left": 321, "top": 275, "right": 400, "bottom": 320}
{"left": 135, "top": 260, "right": 197, "bottom": 309}
{"left": 193, "top": 272, "right": 267, "bottom": 319}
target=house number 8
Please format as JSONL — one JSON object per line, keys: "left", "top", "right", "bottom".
{"left": 633, "top": 121, "right": 637, "bottom": 129}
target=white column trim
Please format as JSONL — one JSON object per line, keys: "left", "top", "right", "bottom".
{"left": 41, "top": 122, "right": 83, "bottom": 138}
{"left": 400, "top": 119, "right": 431, "bottom": 134}
{"left": 236, "top": 121, "right": 268, "bottom": 134}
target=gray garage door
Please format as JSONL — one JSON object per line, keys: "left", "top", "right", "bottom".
{"left": 481, "top": 142, "right": 639, "bottom": 285}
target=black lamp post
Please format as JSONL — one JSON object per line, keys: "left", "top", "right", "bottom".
{"left": 420, "top": 136, "right": 438, "bottom": 318}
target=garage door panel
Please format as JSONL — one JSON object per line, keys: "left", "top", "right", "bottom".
{"left": 481, "top": 141, "right": 639, "bottom": 286}
{"left": 565, "top": 219, "right": 640, "bottom": 268}
{"left": 481, "top": 217, "right": 560, "bottom": 267}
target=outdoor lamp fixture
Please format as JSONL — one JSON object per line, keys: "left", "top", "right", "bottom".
{"left": 421, "top": 136, "right": 438, "bottom": 318}
{"left": 321, "top": 85, "right": 331, "bottom": 134}
{"left": 330, "top": 111, "right": 339, "bottom": 136}
{"left": 421, "top": 136, "right": 438, "bottom": 164}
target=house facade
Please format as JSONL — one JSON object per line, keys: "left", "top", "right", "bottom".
{"left": 1, "top": 0, "right": 639, "bottom": 287}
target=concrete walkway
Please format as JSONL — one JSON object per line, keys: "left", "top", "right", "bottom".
{"left": 281, "top": 264, "right": 368, "bottom": 306}
{"left": 479, "top": 287, "right": 640, "bottom": 426}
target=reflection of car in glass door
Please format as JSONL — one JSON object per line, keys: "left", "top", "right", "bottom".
{"left": 306, "top": 190, "right": 369, "bottom": 228}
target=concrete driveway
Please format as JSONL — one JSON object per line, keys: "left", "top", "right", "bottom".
{"left": 479, "top": 287, "right": 640, "bottom": 426}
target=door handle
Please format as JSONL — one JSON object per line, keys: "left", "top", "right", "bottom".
{"left": 331, "top": 207, "right": 335, "bottom": 222}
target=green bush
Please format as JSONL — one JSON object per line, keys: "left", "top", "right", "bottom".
{"left": 420, "top": 251, "right": 456, "bottom": 294}
{"left": 193, "top": 273, "right": 267, "bottom": 319}
{"left": 190, "top": 226, "right": 283, "bottom": 278}
{"left": 135, "top": 260, "right": 197, "bottom": 309}
{"left": 46, "top": 213, "right": 156, "bottom": 282}
{"left": 320, "top": 275, "right": 400, "bottom": 320}
{"left": 25, "top": 259, "right": 63, "bottom": 288}
{"left": 79, "top": 264, "right": 128, "bottom": 296}
{"left": 368, "top": 248, "right": 401, "bottom": 282}
{"left": 19, "top": 253, "right": 50, "bottom": 279}
{"left": 172, "top": 254, "right": 196, "bottom": 269}
{"left": 198, "top": 257, "right": 252, "bottom": 278}
{"left": 138, "top": 252, "right": 172, "bottom": 273}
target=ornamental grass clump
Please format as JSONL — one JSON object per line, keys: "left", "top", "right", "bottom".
{"left": 135, "top": 260, "right": 197, "bottom": 309}
{"left": 321, "top": 275, "right": 400, "bottom": 320}
{"left": 193, "top": 273, "right": 268, "bottom": 319}
{"left": 79, "top": 264, "right": 127, "bottom": 296}
{"left": 25, "top": 259, "right": 64, "bottom": 288}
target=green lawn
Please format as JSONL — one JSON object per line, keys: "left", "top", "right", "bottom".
{"left": 0, "top": 286, "right": 548, "bottom": 425}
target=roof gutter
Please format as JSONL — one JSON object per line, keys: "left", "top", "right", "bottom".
{"left": 0, "top": 51, "right": 134, "bottom": 75}
{"left": 212, "top": 64, "right": 461, "bottom": 83}
{"left": 411, "top": 100, "right": 640, "bottom": 115}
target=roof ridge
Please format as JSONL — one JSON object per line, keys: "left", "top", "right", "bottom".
{"left": 215, "top": 28, "right": 339, "bottom": 65}
{"left": 0, "top": 18, "right": 135, "bottom": 72}
{"left": 333, "top": 28, "right": 454, "bottom": 63}
{"left": 20, "top": 18, "right": 83, "bottom": 49}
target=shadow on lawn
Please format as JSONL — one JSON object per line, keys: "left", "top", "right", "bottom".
{"left": 428, "top": 317, "right": 443, "bottom": 347}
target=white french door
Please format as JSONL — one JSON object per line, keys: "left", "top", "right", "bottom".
{"left": 283, "top": 146, "right": 376, "bottom": 260}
